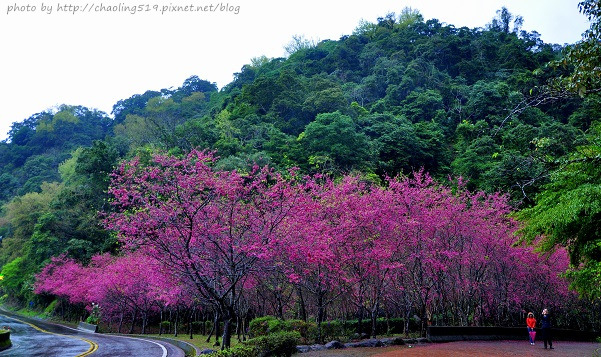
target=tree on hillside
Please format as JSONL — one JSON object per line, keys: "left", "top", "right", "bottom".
{"left": 518, "top": 0, "right": 601, "bottom": 299}
{"left": 298, "top": 112, "right": 371, "bottom": 173}
{"left": 518, "top": 122, "right": 601, "bottom": 299}
{"left": 487, "top": 7, "right": 523, "bottom": 34}
{"left": 0, "top": 183, "right": 61, "bottom": 266}
{"left": 553, "top": 0, "right": 601, "bottom": 96}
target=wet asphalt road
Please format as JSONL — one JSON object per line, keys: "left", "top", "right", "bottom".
{"left": 0, "top": 309, "right": 185, "bottom": 357}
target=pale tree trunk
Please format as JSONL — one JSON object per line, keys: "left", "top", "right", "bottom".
{"left": 128, "top": 308, "right": 138, "bottom": 334}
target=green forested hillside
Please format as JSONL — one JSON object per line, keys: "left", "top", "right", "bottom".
{"left": 0, "top": 6, "right": 600, "bottom": 304}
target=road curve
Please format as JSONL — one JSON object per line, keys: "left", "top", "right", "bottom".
{"left": 0, "top": 309, "right": 185, "bottom": 357}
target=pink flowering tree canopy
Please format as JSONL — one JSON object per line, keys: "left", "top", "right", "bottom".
{"left": 34, "top": 149, "right": 577, "bottom": 342}
{"left": 104, "top": 149, "right": 300, "bottom": 347}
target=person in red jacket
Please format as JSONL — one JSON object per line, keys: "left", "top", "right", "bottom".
{"left": 526, "top": 312, "right": 537, "bottom": 345}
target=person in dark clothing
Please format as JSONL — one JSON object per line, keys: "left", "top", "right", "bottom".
{"left": 541, "top": 308, "right": 553, "bottom": 349}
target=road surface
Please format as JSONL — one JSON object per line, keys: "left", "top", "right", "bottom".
{"left": 0, "top": 309, "right": 185, "bottom": 357}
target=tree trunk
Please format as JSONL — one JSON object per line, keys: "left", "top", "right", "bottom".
{"left": 317, "top": 294, "right": 324, "bottom": 344}
{"left": 357, "top": 307, "right": 364, "bottom": 336}
{"left": 297, "top": 287, "right": 307, "bottom": 322}
{"left": 420, "top": 305, "right": 427, "bottom": 338}
{"left": 189, "top": 308, "right": 194, "bottom": 340}
{"left": 128, "top": 308, "right": 138, "bottom": 334}
{"left": 159, "top": 309, "right": 163, "bottom": 336}
{"left": 221, "top": 306, "right": 235, "bottom": 350}
{"left": 214, "top": 314, "right": 220, "bottom": 346}
{"left": 385, "top": 310, "right": 391, "bottom": 335}
{"left": 241, "top": 315, "right": 247, "bottom": 342}
{"left": 206, "top": 311, "right": 218, "bottom": 343}
{"left": 236, "top": 314, "right": 241, "bottom": 342}
{"left": 221, "top": 317, "right": 232, "bottom": 350}
{"left": 370, "top": 305, "right": 378, "bottom": 338}
{"left": 174, "top": 308, "right": 179, "bottom": 337}
{"left": 142, "top": 312, "right": 147, "bottom": 334}
{"left": 403, "top": 297, "right": 411, "bottom": 337}
{"left": 118, "top": 311, "right": 124, "bottom": 334}
{"left": 276, "top": 294, "right": 284, "bottom": 319}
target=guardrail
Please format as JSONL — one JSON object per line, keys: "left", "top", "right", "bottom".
{"left": 144, "top": 336, "right": 200, "bottom": 357}
{"left": 77, "top": 321, "right": 98, "bottom": 333}
{"left": 427, "top": 326, "right": 599, "bottom": 342}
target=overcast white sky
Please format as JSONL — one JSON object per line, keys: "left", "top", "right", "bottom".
{"left": 0, "top": 0, "right": 590, "bottom": 141}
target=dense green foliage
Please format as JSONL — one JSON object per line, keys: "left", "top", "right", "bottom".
{"left": 0, "top": 329, "right": 11, "bottom": 350}
{"left": 0, "top": 4, "right": 600, "bottom": 310}
{"left": 208, "top": 345, "right": 258, "bottom": 357}
{"left": 518, "top": 118, "right": 601, "bottom": 300}
{"left": 551, "top": 0, "right": 601, "bottom": 96}
{"left": 207, "top": 330, "right": 300, "bottom": 357}
{"left": 248, "top": 316, "right": 415, "bottom": 344}
{"left": 517, "top": 0, "right": 601, "bottom": 300}
{"left": 243, "top": 332, "right": 300, "bottom": 357}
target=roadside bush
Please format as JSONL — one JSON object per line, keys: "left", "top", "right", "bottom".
{"left": 249, "top": 316, "right": 316, "bottom": 344}
{"left": 0, "top": 329, "right": 11, "bottom": 351}
{"left": 248, "top": 316, "right": 415, "bottom": 343}
{"left": 209, "top": 345, "right": 258, "bottom": 357}
{"left": 191, "top": 321, "right": 204, "bottom": 334}
{"left": 266, "top": 319, "right": 287, "bottom": 334}
{"left": 85, "top": 303, "right": 101, "bottom": 325}
{"left": 244, "top": 331, "right": 301, "bottom": 356}
{"left": 42, "top": 299, "right": 58, "bottom": 318}
{"left": 320, "top": 320, "right": 344, "bottom": 341}
{"left": 283, "top": 320, "right": 314, "bottom": 343}
{"left": 160, "top": 321, "right": 171, "bottom": 332}
{"left": 249, "top": 316, "right": 278, "bottom": 337}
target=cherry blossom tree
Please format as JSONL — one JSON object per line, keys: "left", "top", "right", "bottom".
{"left": 104, "top": 150, "right": 299, "bottom": 348}
{"left": 35, "top": 153, "right": 577, "bottom": 338}
{"left": 35, "top": 252, "right": 185, "bottom": 333}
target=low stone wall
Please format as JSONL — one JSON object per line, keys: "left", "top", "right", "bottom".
{"left": 427, "top": 326, "right": 599, "bottom": 342}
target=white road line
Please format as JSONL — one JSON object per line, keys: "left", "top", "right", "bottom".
{"left": 109, "top": 335, "right": 168, "bottom": 357}
{"left": 0, "top": 309, "right": 171, "bottom": 357}
{"left": 14, "top": 316, "right": 167, "bottom": 357}
{"left": 65, "top": 328, "right": 170, "bottom": 357}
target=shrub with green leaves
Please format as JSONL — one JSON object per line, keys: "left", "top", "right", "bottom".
{"left": 85, "top": 302, "right": 101, "bottom": 325}
{"left": 209, "top": 345, "right": 258, "bottom": 357}
{"left": 320, "top": 320, "right": 345, "bottom": 341}
{"left": 248, "top": 316, "right": 316, "bottom": 344}
{"left": 244, "top": 331, "right": 300, "bottom": 357}
{"left": 248, "top": 316, "right": 278, "bottom": 337}
{"left": 160, "top": 321, "right": 171, "bottom": 331}
{"left": 282, "top": 320, "right": 313, "bottom": 343}
{"left": 42, "top": 299, "right": 58, "bottom": 317}
{"left": 0, "top": 329, "right": 11, "bottom": 350}
{"left": 249, "top": 316, "right": 276, "bottom": 337}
